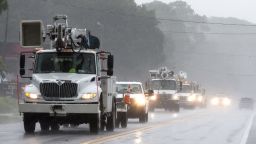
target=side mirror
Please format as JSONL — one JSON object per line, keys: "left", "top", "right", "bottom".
{"left": 107, "top": 55, "right": 114, "bottom": 69}
{"left": 20, "top": 54, "right": 25, "bottom": 76}
{"left": 107, "top": 69, "right": 113, "bottom": 76}
{"left": 148, "top": 90, "right": 154, "bottom": 96}
{"left": 107, "top": 55, "right": 114, "bottom": 76}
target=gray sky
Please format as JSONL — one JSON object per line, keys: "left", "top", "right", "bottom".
{"left": 136, "top": 0, "right": 256, "bottom": 23}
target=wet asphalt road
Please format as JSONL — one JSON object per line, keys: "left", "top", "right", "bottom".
{"left": 0, "top": 107, "right": 254, "bottom": 144}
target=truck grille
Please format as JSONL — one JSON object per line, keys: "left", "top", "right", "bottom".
{"left": 158, "top": 94, "right": 171, "bottom": 101}
{"left": 179, "top": 96, "right": 187, "bottom": 101}
{"left": 40, "top": 82, "right": 78, "bottom": 100}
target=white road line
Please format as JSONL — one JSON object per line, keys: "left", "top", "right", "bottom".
{"left": 240, "top": 112, "right": 255, "bottom": 144}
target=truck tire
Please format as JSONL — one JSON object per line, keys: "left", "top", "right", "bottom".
{"left": 145, "top": 112, "right": 149, "bottom": 123}
{"left": 23, "top": 114, "right": 36, "bottom": 134}
{"left": 39, "top": 120, "right": 50, "bottom": 132}
{"left": 100, "top": 94, "right": 106, "bottom": 131}
{"left": 106, "top": 100, "right": 116, "bottom": 131}
{"left": 50, "top": 122, "right": 60, "bottom": 132}
{"left": 115, "top": 112, "right": 121, "bottom": 128}
{"left": 149, "top": 105, "right": 155, "bottom": 112}
{"left": 100, "top": 115, "right": 106, "bottom": 131}
{"left": 90, "top": 114, "right": 99, "bottom": 134}
{"left": 173, "top": 103, "right": 180, "bottom": 113}
{"left": 120, "top": 112, "right": 128, "bottom": 128}
{"left": 139, "top": 111, "right": 147, "bottom": 123}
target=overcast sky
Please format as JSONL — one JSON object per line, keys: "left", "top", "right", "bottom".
{"left": 136, "top": 0, "right": 256, "bottom": 23}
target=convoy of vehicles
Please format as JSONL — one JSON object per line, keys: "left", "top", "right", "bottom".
{"left": 18, "top": 15, "right": 116, "bottom": 134}
{"left": 16, "top": 15, "right": 214, "bottom": 135}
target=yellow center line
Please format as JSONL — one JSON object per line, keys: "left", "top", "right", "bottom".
{"left": 81, "top": 111, "right": 208, "bottom": 144}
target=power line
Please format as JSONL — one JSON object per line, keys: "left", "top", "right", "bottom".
{"left": 177, "top": 64, "right": 256, "bottom": 77}
{"left": 172, "top": 50, "right": 256, "bottom": 58}
{"left": 156, "top": 18, "right": 256, "bottom": 27}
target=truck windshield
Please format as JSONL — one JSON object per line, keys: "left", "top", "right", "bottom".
{"left": 35, "top": 52, "right": 96, "bottom": 74}
{"left": 181, "top": 85, "right": 192, "bottom": 93}
{"left": 151, "top": 80, "right": 176, "bottom": 90}
{"left": 116, "top": 84, "right": 142, "bottom": 94}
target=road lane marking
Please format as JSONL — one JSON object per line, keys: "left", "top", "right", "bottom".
{"left": 81, "top": 111, "right": 208, "bottom": 144}
{"left": 240, "top": 112, "right": 255, "bottom": 144}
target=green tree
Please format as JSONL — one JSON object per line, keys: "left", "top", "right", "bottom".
{"left": 0, "top": 0, "right": 8, "bottom": 14}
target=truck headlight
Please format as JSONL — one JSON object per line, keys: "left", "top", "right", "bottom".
{"left": 188, "top": 95, "right": 196, "bottom": 102}
{"left": 150, "top": 95, "right": 157, "bottom": 101}
{"left": 25, "top": 92, "right": 39, "bottom": 99}
{"left": 81, "top": 93, "right": 97, "bottom": 100}
{"left": 172, "top": 94, "right": 179, "bottom": 100}
{"left": 135, "top": 96, "right": 146, "bottom": 106}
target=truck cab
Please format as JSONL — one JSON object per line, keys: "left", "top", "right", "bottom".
{"left": 150, "top": 79, "right": 179, "bottom": 112}
{"left": 147, "top": 67, "right": 180, "bottom": 112}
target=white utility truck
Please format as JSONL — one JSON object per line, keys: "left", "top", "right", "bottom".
{"left": 18, "top": 15, "right": 116, "bottom": 134}
{"left": 147, "top": 67, "right": 180, "bottom": 112}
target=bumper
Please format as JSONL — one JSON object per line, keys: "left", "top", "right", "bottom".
{"left": 19, "top": 102, "right": 100, "bottom": 115}
{"left": 127, "top": 105, "right": 145, "bottom": 118}
{"left": 179, "top": 101, "right": 196, "bottom": 107}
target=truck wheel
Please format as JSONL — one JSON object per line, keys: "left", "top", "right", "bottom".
{"left": 149, "top": 105, "right": 155, "bottom": 112}
{"left": 100, "top": 94, "right": 105, "bottom": 131}
{"left": 120, "top": 112, "right": 128, "bottom": 128}
{"left": 174, "top": 104, "right": 180, "bottom": 113}
{"left": 115, "top": 112, "right": 121, "bottom": 128}
{"left": 39, "top": 120, "right": 50, "bottom": 132}
{"left": 24, "top": 114, "right": 36, "bottom": 134}
{"left": 106, "top": 100, "right": 116, "bottom": 131}
{"left": 139, "top": 112, "right": 147, "bottom": 123}
{"left": 100, "top": 115, "right": 106, "bottom": 131}
{"left": 140, "top": 113, "right": 148, "bottom": 123}
{"left": 90, "top": 114, "right": 99, "bottom": 134}
{"left": 50, "top": 122, "right": 60, "bottom": 132}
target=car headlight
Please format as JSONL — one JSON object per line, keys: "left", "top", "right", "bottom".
{"left": 188, "top": 95, "right": 196, "bottom": 101}
{"left": 81, "top": 93, "right": 97, "bottom": 100}
{"left": 25, "top": 92, "right": 39, "bottom": 99}
{"left": 135, "top": 96, "right": 146, "bottom": 106}
{"left": 150, "top": 95, "right": 157, "bottom": 101}
{"left": 222, "top": 98, "right": 231, "bottom": 106}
